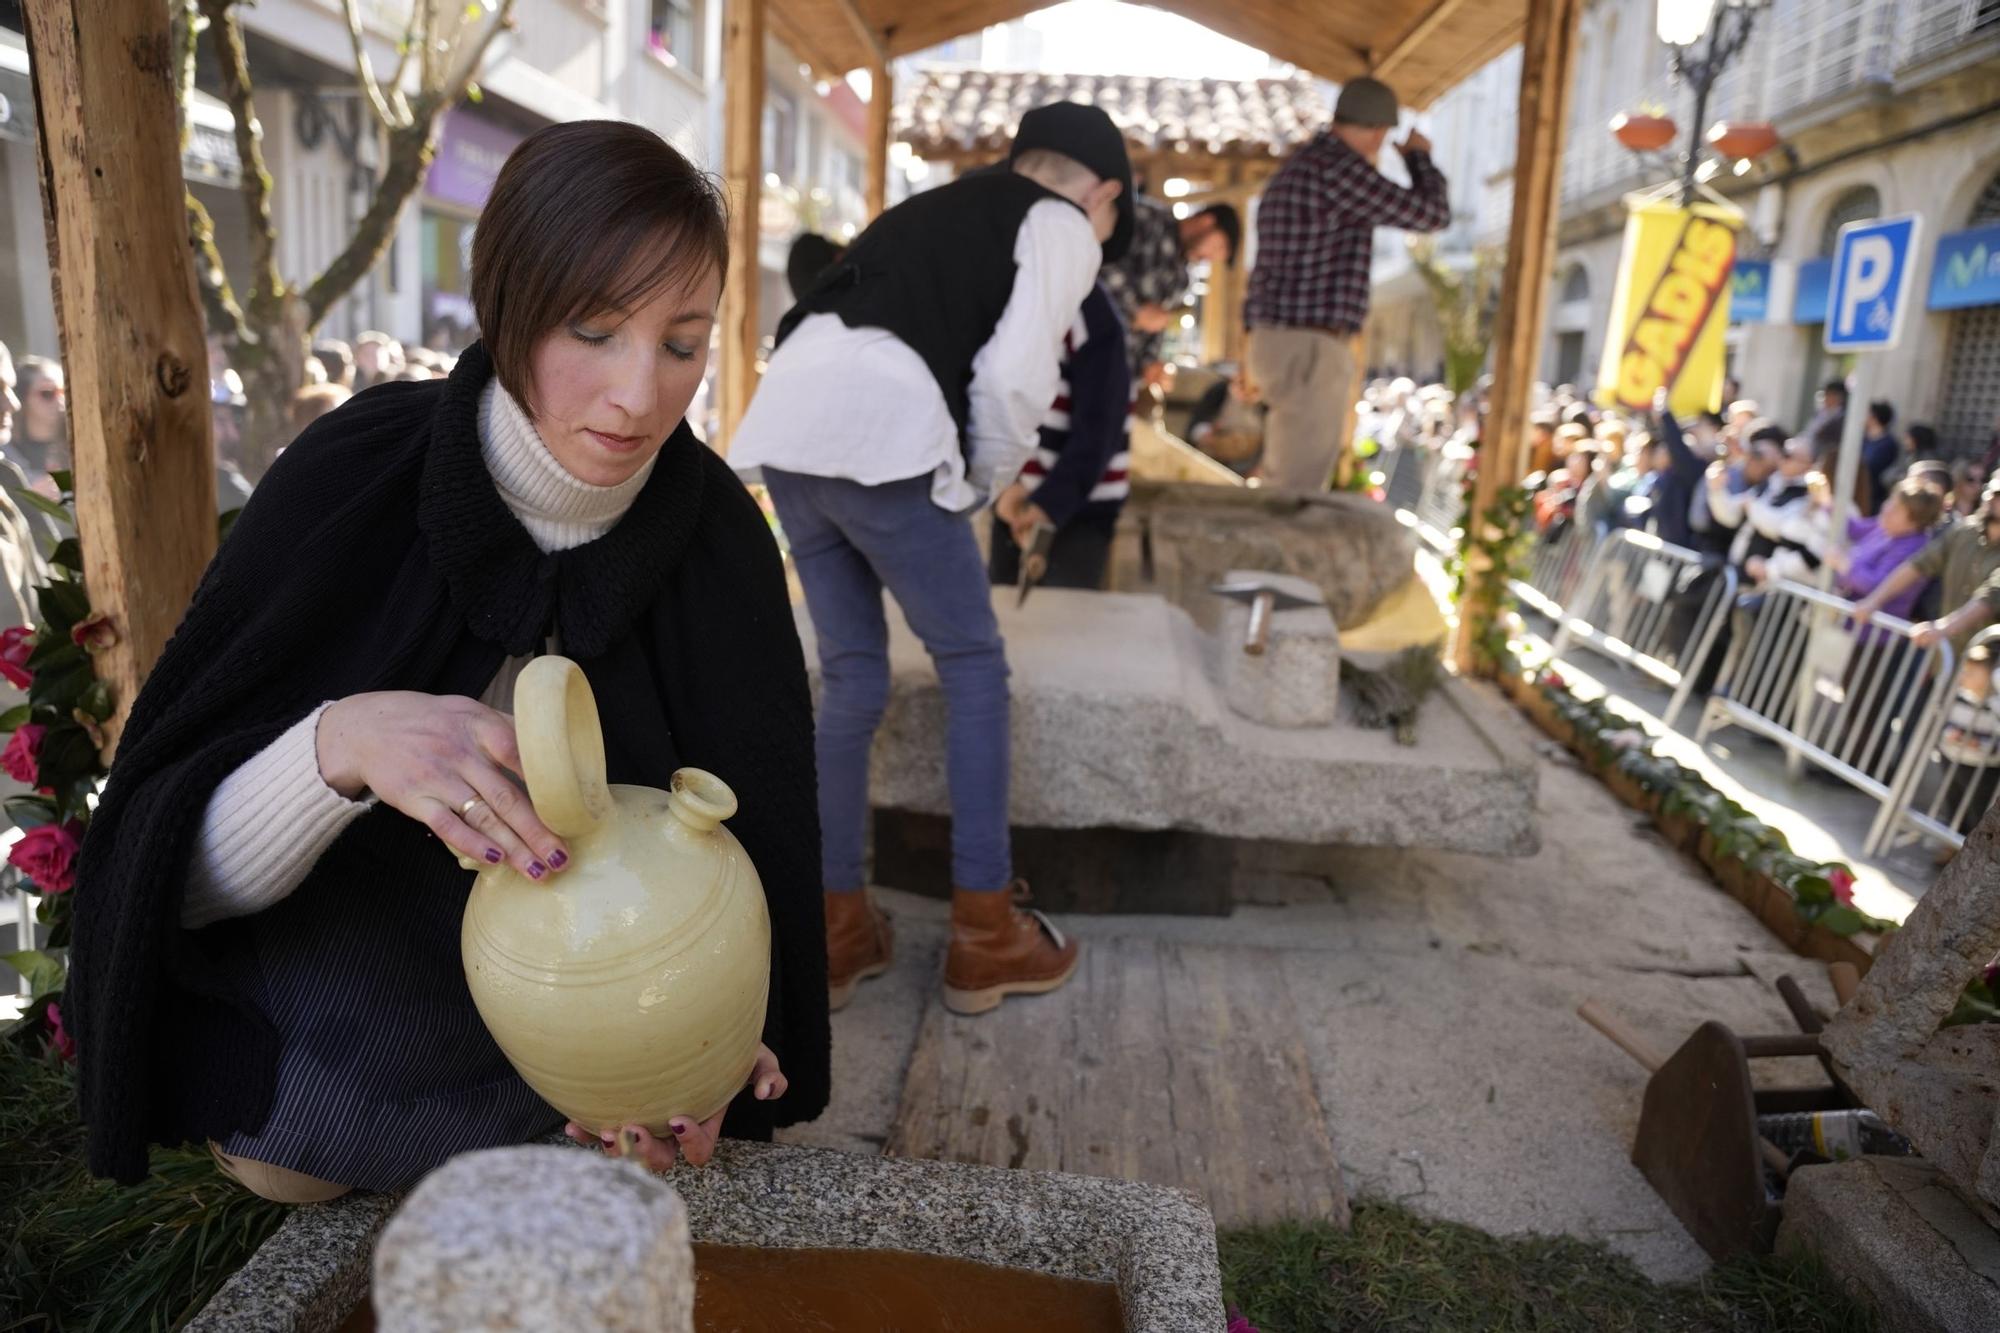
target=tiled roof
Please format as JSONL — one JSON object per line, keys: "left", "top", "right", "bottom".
{"left": 894, "top": 70, "right": 1331, "bottom": 163}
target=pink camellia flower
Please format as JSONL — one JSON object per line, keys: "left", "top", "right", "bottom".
{"left": 0, "top": 625, "right": 33, "bottom": 689}
{"left": 9, "top": 819, "right": 83, "bottom": 894}
{"left": 45, "top": 1000, "right": 76, "bottom": 1063}
{"left": 1226, "top": 1309, "right": 1261, "bottom": 1333}
{"left": 0, "top": 722, "right": 45, "bottom": 786}
{"left": 1828, "top": 866, "right": 1857, "bottom": 907}
{"left": 70, "top": 610, "right": 116, "bottom": 655}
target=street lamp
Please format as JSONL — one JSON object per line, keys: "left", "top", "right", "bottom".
{"left": 1656, "top": 0, "right": 1768, "bottom": 203}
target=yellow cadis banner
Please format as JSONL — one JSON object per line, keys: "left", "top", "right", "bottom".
{"left": 1595, "top": 201, "right": 1740, "bottom": 418}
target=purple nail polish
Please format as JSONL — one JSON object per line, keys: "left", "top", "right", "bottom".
{"left": 484, "top": 847, "right": 503, "bottom": 864}
{"left": 669, "top": 1119, "right": 689, "bottom": 1137}
{"left": 528, "top": 861, "right": 546, "bottom": 880}
{"left": 548, "top": 850, "right": 568, "bottom": 870}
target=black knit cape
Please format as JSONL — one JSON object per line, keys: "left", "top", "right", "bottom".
{"left": 66, "top": 345, "right": 830, "bottom": 1184}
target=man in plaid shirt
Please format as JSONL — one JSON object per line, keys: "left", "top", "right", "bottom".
{"left": 1244, "top": 77, "right": 1449, "bottom": 491}
{"left": 1100, "top": 197, "right": 1239, "bottom": 384}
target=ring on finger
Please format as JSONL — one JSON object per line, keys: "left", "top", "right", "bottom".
{"left": 460, "top": 796, "right": 487, "bottom": 818}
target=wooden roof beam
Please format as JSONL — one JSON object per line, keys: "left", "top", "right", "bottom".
{"left": 766, "top": 5, "right": 846, "bottom": 83}
{"left": 829, "top": 0, "right": 888, "bottom": 66}
{"left": 1372, "top": 0, "right": 1471, "bottom": 81}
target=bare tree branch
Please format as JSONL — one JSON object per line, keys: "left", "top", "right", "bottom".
{"left": 186, "top": 190, "right": 250, "bottom": 345}
{"left": 300, "top": 1, "right": 513, "bottom": 328}
{"left": 197, "top": 0, "right": 285, "bottom": 350}
{"left": 340, "top": 0, "right": 398, "bottom": 131}
{"left": 438, "top": 0, "right": 517, "bottom": 110}
{"left": 384, "top": 0, "right": 422, "bottom": 124}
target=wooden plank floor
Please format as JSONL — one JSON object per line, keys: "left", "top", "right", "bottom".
{"left": 885, "top": 937, "right": 1350, "bottom": 1229}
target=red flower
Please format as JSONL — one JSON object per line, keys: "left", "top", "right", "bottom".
{"left": 70, "top": 610, "right": 116, "bottom": 655}
{"left": 1226, "top": 1310, "right": 1261, "bottom": 1333}
{"left": 45, "top": 1000, "right": 75, "bottom": 1063}
{"left": 0, "top": 722, "right": 44, "bottom": 785}
{"left": 9, "top": 819, "right": 83, "bottom": 894}
{"left": 1828, "top": 866, "right": 1856, "bottom": 907}
{"left": 1540, "top": 669, "right": 1568, "bottom": 691}
{"left": 0, "top": 625, "right": 33, "bottom": 689}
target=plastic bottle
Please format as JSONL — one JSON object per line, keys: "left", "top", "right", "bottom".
{"left": 1756, "top": 1109, "right": 1913, "bottom": 1161}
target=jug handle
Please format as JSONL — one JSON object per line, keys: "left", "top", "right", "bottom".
{"left": 513, "top": 655, "right": 613, "bottom": 838}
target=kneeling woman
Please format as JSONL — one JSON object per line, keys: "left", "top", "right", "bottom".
{"left": 67, "top": 121, "right": 828, "bottom": 1198}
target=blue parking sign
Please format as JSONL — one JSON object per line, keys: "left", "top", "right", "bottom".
{"left": 1825, "top": 214, "right": 1922, "bottom": 352}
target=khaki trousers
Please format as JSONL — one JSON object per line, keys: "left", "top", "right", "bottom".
{"left": 210, "top": 1141, "right": 352, "bottom": 1204}
{"left": 1248, "top": 326, "right": 1357, "bottom": 493}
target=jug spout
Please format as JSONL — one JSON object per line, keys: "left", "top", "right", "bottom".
{"left": 668, "top": 768, "right": 738, "bottom": 833}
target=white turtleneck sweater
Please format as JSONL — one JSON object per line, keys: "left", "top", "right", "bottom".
{"left": 180, "top": 381, "right": 656, "bottom": 928}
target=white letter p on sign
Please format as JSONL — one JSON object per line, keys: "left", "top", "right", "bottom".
{"left": 1838, "top": 236, "right": 1892, "bottom": 337}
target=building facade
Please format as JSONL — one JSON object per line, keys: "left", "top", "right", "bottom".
{"left": 1369, "top": 0, "right": 2000, "bottom": 457}
{"left": 0, "top": 0, "right": 873, "bottom": 399}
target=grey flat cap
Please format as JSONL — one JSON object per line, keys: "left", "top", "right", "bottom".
{"left": 1334, "top": 77, "right": 1400, "bottom": 128}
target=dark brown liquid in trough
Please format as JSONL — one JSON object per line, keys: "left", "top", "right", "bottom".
{"left": 336, "top": 1245, "right": 1124, "bottom": 1332}
{"left": 693, "top": 1243, "right": 1124, "bottom": 1333}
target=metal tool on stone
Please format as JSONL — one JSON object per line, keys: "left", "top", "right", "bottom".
{"left": 1016, "top": 522, "right": 1056, "bottom": 607}
{"left": 1210, "top": 574, "right": 1323, "bottom": 655}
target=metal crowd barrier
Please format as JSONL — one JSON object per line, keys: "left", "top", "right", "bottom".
{"left": 1547, "top": 530, "right": 1736, "bottom": 729}
{"left": 1694, "top": 580, "right": 1956, "bottom": 856}
{"left": 1511, "top": 521, "right": 1600, "bottom": 620}
{"left": 1877, "top": 625, "right": 2000, "bottom": 857}
{"left": 1378, "top": 439, "right": 1426, "bottom": 513}
{"left": 1403, "top": 444, "right": 1470, "bottom": 555}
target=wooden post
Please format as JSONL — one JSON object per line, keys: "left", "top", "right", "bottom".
{"left": 865, "top": 56, "right": 891, "bottom": 220}
{"left": 716, "top": 0, "right": 766, "bottom": 453}
{"left": 23, "top": 0, "right": 216, "bottom": 754}
{"left": 1449, "top": 0, "right": 1583, "bottom": 675}
{"left": 1200, "top": 162, "right": 1242, "bottom": 367}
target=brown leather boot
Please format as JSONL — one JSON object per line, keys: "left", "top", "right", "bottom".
{"left": 943, "top": 882, "right": 1079, "bottom": 1016}
{"left": 825, "top": 889, "right": 893, "bottom": 1011}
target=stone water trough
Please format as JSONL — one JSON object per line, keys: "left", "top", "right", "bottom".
{"left": 186, "top": 1139, "right": 1224, "bottom": 1332}
{"left": 823, "top": 480, "right": 1538, "bottom": 910}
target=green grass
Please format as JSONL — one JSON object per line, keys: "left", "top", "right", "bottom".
{"left": 2, "top": 1037, "right": 291, "bottom": 1332}
{"left": 1220, "top": 1204, "right": 1875, "bottom": 1333}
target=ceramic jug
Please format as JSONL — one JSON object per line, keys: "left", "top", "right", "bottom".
{"left": 461, "top": 655, "right": 771, "bottom": 1135}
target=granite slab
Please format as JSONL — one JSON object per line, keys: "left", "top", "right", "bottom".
{"left": 188, "top": 1138, "right": 1225, "bottom": 1333}
{"left": 800, "top": 588, "right": 1539, "bottom": 856}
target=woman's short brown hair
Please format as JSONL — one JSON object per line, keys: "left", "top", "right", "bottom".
{"left": 1890, "top": 477, "right": 1944, "bottom": 531}
{"left": 471, "top": 120, "right": 727, "bottom": 407}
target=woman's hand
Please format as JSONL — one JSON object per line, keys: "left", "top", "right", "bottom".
{"left": 316, "top": 691, "right": 569, "bottom": 881}
{"left": 566, "top": 1043, "right": 787, "bottom": 1171}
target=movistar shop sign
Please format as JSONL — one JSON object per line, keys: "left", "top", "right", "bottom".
{"left": 1928, "top": 222, "right": 2000, "bottom": 311}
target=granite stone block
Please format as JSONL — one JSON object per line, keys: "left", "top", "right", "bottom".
{"left": 1777, "top": 1157, "right": 2000, "bottom": 1332}
{"left": 191, "top": 1139, "right": 1226, "bottom": 1333}
{"left": 803, "top": 589, "right": 1538, "bottom": 856}
{"left": 373, "top": 1147, "right": 693, "bottom": 1332}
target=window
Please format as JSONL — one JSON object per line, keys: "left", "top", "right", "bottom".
{"left": 763, "top": 90, "right": 798, "bottom": 181}
{"left": 649, "top": 0, "right": 702, "bottom": 77}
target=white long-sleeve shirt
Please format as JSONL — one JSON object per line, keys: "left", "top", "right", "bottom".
{"left": 726, "top": 197, "right": 1102, "bottom": 512}
{"left": 179, "top": 380, "right": 651, "bottom": 929}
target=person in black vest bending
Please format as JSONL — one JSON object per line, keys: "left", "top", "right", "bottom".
{"left": 66, "top": 121, "right": 828, "bottom": 1200}
{"left": 731, "top": 103, "right": 1132, "bottom": 1018}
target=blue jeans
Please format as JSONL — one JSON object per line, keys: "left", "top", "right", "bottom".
{"left": 763, "top": 469, "right": 1012, "bottom": 892}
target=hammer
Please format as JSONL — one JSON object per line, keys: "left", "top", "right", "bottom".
{"left": 1210, "top": 574, "right": 1324, "bottom": 656}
